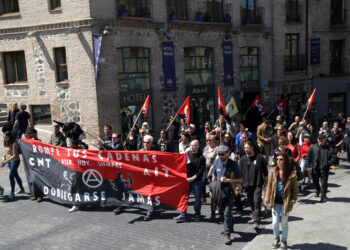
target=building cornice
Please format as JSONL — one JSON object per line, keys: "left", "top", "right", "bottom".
{"left": 0, "top": 18, "right": 93, "bottom": 36}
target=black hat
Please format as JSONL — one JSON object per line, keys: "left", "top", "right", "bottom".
{"left": 318, "top": 134, "right": 326, "bottom": 140}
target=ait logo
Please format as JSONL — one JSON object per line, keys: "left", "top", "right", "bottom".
{"left": 82, "top": 169, "right": 103, "bottom": 188}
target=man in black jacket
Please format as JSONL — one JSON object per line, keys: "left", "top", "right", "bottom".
{"left": 239, "top": 140, "right": 268, "bottom": 230}
{"left": 174, "top": 139, "right": 205, "bottom": 223}
{"left": 305, "top": 134, "right": 336, "bottom": 203}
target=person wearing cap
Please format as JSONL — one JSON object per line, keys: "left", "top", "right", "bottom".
{"left": 187, "top": 123, "right": 198, "bottom": 142}
{"left": 209, "top": 145, "right": 242, "bottom": 245}
{"left": 49, "top": 125, "right": 66, "bottom": 147}
{"left": 174, "top": 140, "right": 205, "bottom": 223}
{"left": 298, "top": 133, "right": 312, "bottom": 189}
{"left": 305, "top": 134, "right": 336, "bottom": 202}
{"left": 239, "top": 140, "right": 268, "bottom": 230}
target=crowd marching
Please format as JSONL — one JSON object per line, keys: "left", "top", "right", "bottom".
{"left": 1, "top": 96, "right": 350, "bottom": 247}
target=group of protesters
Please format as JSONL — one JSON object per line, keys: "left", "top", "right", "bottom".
{"left": 1, "top": 101, "right": 350, "bottom": 247}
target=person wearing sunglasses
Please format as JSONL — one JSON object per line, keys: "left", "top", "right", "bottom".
{"left": 264, "top": 151, "right": 299, "bottom": 250}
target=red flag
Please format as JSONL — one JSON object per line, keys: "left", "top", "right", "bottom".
{"left": 140, "top": 95, "right": 150, "bottom": 119}
{"left": 177, "top": 96, "right": 190, "bottom": 125}
{"left": 250, "top": 94, "right": 265, "bottom": 115}
{"left": 218, "top": 86, "right": 226, "bottom": 116}
{"left": 307, "top": 88, "right": 316, "bottom": 111}
{"left": 275, "top": 98, "right": 287, "bottom": 116}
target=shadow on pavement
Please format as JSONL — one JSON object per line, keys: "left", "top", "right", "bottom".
{"left": 327, "top": 197, "right": 350, "bottom": 203}
{"left": 298, "top": 199, "right": 319, "bottom": 205}
{"left": 288, "top": 216, "right": 303, "bottom": 222}
{"left": 0, "top": 195, "right": 30, "bottom": 202}
{"left": 290, "top": 242, "right": 347, "bottom": 250}
{"left": 328, "top": 183, "right": 341, "bottom": 188}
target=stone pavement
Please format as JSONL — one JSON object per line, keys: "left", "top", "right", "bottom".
{"left": 0, "top": 154, "right": 349, "bottom": 249}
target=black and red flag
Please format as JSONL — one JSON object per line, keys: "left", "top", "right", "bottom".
{"left": 140, "top": 94, "right": 150, "bottom": 119}
{"left": 250, "top": 94, "right": 266, "bottom": 115}
{"left": 218, "top": 86, "right": 226, "bottom": 116}
{"left": 275, "top": 97, "right": 287, "bottom": 116}
{"left": 19, "top": 139, "right": 189, "bottom": 213}
{"left": 177, "top": 96, "right": 190, "bottom": 125}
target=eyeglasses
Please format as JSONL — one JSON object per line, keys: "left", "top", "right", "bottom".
{"left": 277, "top": 158, "right": 284, "bottom": 161}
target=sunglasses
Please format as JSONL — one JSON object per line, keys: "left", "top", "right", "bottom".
{"left": 277, "top": 158, "right": 284, "bottom": 161}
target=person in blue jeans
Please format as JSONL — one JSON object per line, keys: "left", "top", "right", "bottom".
{"left": 264, "top": 151, "right": 299, "bottom": 250}
{"left": 1, "top": 131, "right": 25, "bottom": 199}
{"left": 174, "top": 140, "right": 205, "bottom": 223}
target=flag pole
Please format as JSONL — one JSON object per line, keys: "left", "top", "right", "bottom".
{"left": 166, "top": 97, "right": 189, "bottom": 132}
{"left": 165, "top": 111, "right": 180, "bottom": 132}
{"left": 266, "top": 109, "right": 276, "bottom": 119}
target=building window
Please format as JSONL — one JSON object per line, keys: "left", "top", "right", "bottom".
{"left": 240, "top": 47, "right": 259, "bottom": 83}
{"left": 241, "top": 0, "right": 256, "bottom": 24}
{"left": 117, "top": 47, "right": 150, "bottom": 92}
{"left": 331, "top": 0, "right": 346, "bottom": 25}
{"left": 286, "top": 0, "right": 300, "bottom": 22}
{"left": 207, "top": 0, "right": 223, "bottom": 22}
{"left": 49, "top": 0, "right": 61, "bottom": 10}
{"left": 330, "top": 40, "right": 348, "bottom": 75}
{"left": 285, "top": 34, "right": 306, "bottom": 72}
{"left": 3, "top": 51, "right": 27, "bottom": 84}
{"left": 54, "top": 47, "right": 68, "bottom": 82}
{"left": 167, "top": 0, "right": 187, "bottom": 20}
{"left": 119, "top": 0, "right": 149, "bottom": 17}
{"left": 31, "top": 105, "right": 52, "bottom": 125}
{"left": 0, "top": 0, "right": 19, "bottom": 15}
{"left": 184, "top": 47, "right": 214, "bottom": 86}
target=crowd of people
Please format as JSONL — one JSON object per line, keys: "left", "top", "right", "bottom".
{"left": 1, "top": 102, "right": 350, "bottom": 247}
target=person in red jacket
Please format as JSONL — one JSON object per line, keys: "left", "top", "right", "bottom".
{"left": 298, "top": 133, "right": 312, "bottom": 189}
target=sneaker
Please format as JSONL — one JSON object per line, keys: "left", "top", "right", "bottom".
{"left": 175, "top": 216, "right": 187, "bottom": 223}
{"left": 68, "top": 206, "right": 79, "bottom": 213}
{"left": 194, "top": 214, "right": 201, "bottom": 222}
{"left": 8, "top": 193, "right": 14, "bottom": 199}
{"left": 320, "top": 196, "right": 327, "bottom": 203}
{"left": 15, "top": 189, "right": 25, "bottom": 194}
{"left": 248, "top": 218, "right": 254, "bottom": 224}
{"left": 280, "top": 241, "right": 287, "bottom": 249}
{"left": 113, "top": 207, "right": 123, "bottom": 215}
{"left": 271, "top": 238, "right": 280, "bottom": 249}
{"left": 224, "top": 236, "right": 231, "bottom": 245}
{"left": 37, "top": 197, "right": 43, "bottom": 203}
{"left": 254, "top": 222, "right": 259, "bottom": 230}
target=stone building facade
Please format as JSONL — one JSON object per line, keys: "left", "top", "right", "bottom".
{"left": 0, "top": 0, "right": 349, "bottom": 139}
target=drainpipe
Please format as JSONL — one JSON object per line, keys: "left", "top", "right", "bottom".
{"left": 305, "top": 0, "right": 309, "bottom": 76}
